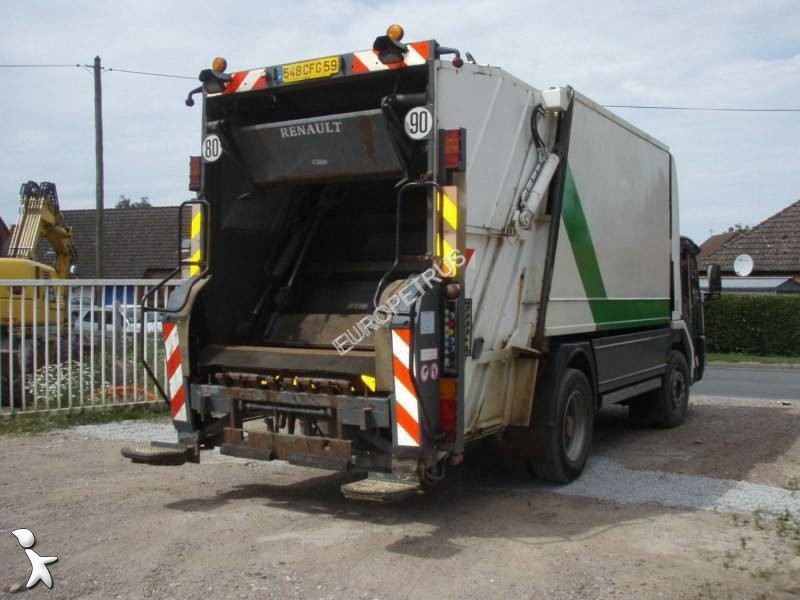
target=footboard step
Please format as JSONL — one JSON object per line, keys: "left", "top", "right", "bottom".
{"left": 121, "top": 442, "right": 190, "bottom": 466}
{"left": 341, "top": 476, "right": 421, "bottom": 502}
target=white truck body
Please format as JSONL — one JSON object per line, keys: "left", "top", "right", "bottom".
{"left": 435, "top": 64, "right": 680, "bottom": 438}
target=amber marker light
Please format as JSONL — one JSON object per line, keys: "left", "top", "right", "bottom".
{"left": 386, "top": 24, "right": 404, "bottom": 41}
{"left": 211, "top": 56, "right": 227, "bottom": 73}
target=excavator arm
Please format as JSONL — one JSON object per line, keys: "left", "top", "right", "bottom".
{"left": 7, "top": 181, "right": 76, "bottom": 279}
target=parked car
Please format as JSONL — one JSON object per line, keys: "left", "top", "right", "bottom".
{"left": 74, "top": 305, "right": 163, "bottom": 344}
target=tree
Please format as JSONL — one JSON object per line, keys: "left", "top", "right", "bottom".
{"left": 115, "top": 195, "right": 151, "bottom": 209}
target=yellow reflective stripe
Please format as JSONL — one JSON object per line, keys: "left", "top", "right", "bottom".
{"left": 190, "top": 208, "right": 202, "bottom": 276}
{"left": 435, "top": 187, "right": 458, "bottom": 277}
{"left": 189, "top": 249, "right": 201, "bottom": 276}
{"left": 191, "top": 211, "right": 202, "bottom": 239}
{"left": 442, "top": 238, "right": 458, "bottom": 275}
{"left": 360, "top": 374, "right": 376, "bottom": 392}
{"left": 441, "top": 193, "right": 458, "bottom": 230}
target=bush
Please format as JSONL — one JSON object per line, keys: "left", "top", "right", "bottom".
{"left": 704, "top": 294, "right": 800, "bottom": 356}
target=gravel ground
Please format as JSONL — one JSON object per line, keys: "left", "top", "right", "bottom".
{"left": 73, "top": 413, "right": 800, "bottom": 516}
{"left": 1, "top": 394, "right": 798, "bottom": 599}
{"left": 72, "top": 420, "right": 175, "bottom": 443}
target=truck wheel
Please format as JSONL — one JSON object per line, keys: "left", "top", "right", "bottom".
{"left": 655, "top": 350, "right": 690, "bottom": 428}
{"left": 529, "top": 368, "right": 594, "bottom": 483}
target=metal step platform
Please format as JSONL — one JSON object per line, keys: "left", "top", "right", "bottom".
{"left": 340, "top": 476, "right": 421, "bottom": 502}
{"left": 120, "top": 442, "right": 192, "bottom": 466}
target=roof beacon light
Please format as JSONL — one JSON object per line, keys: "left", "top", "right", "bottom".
{"left": 386, "top": 24, "right": 404, "bottom": 42}
{"left": 197, "top": 59, "right": 232, "bottom": 97}
{"left": 211, "top": 56, "right": 228, "bottom": 73}
{"left": 374, "top": 24, "right": 408, "bottom": 65}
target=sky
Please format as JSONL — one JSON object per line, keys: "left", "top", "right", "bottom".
{"left": 2, "top": 0, "right": 799, "bottom": 245}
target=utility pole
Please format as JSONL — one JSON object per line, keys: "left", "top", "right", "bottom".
{"left": 93, "top": 55, "right": 104, "bottom": 278}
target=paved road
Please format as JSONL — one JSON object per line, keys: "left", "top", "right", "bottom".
{"left": 693, "top": 364, "right": 800, "bottom": 401}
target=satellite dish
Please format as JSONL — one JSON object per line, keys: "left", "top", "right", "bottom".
{"left": 733, "top": 254, "right": 754, "bottom": 277}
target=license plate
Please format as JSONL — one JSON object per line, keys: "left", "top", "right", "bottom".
{"left": 282, "top": 56, "right": 340, "bottom": 84}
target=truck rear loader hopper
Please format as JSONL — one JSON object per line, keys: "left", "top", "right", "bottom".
{"left": 122, "top": 27, "right": 711, "bottom": 502}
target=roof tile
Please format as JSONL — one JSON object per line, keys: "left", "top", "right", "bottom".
{"left": 699, "top": 199, "right": 800, "bottom": 275}
{"left": 5, "top": 206, "right": 190, "bottom": 279}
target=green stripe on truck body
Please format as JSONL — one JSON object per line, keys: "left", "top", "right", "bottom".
{"left": 561, "top": 164, "right": 670, "bottom": 331}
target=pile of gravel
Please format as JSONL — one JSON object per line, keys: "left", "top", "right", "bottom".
{"left": 516, "top": 457, "right": 800, "bottom": 515}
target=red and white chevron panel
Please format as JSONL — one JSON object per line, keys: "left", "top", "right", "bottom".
{"left": 391, "top": 328, "right": 421, "bottom": 447}
{"left": 222, "top": 68, "right": 268, "bottom": 94}
{"left": 163, "top": 322, "right": 187, "bottom": 422}
{"left": 351, "top": 41, "right": 431, "bottom": 73}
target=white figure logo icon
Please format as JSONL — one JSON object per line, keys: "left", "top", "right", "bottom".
{"left": 11, "top": 529, "right": 58, "bottom": 589}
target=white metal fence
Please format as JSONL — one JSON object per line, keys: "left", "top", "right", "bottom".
{"left": 0, "top": 279, "right": 180, "bottom": 414}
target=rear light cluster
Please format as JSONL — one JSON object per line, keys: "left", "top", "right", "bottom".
{"left": 439, "top": 378, "right": 457, "bottom": 442}
{"left": 443, "top": 128, "right": 466, "bottom": 171}
{"left": 443, "top": 300, "right": 458, "bottom": 373}
{"left": 189, "top": 156, "right": 201, "bottom": 192}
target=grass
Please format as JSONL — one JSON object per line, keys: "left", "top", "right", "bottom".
{"left": 732, "top": 507, "right": 800, "bottom": 551}
{"left": 0, "top": 404, "right": 168, "bottom": 435}
{"left": 707, "top": 352, "right": 800, "bottom": 365}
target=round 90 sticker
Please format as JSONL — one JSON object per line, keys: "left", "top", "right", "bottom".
{"left": 404, "top": 107, "right": 433, "bottom": 140}
{"left": 201, "top": 134, "right": 222, "bottom": 162}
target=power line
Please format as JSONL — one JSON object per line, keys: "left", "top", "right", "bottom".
{"left": 102, "top": 67, "right": 195, "bottom": 80}
{"left": 0, "top": 63, "right": 79, "bottom": 68}
{"left": 605, "top": 104, "right": 800, "bottom": 112}
{"left": 0, "top": 63, "right": 195, "bottom": 80}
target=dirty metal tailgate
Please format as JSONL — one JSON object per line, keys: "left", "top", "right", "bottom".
{"left": 221, "top": 428, "right": 354, "bottom": 471}
{"left": 232, "top": 109, "right": 404, "bottom": 185}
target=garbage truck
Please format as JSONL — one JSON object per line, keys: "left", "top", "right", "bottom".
{"left": 123, "top": 26, "right": 713, "bottom": 501}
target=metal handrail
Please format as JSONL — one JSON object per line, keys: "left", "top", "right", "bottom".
{"left": 372, "top": 179, "right": 440, "bottom": 309}
{"left": 140, "top": 198, "right": 210, "bottom": 403}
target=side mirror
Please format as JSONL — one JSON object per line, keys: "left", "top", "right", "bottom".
{"left": 69, "top": 264, "right": 81, "bottom": 277}
{"left": 706, "top": 263, "right": 721, "bottom": 300}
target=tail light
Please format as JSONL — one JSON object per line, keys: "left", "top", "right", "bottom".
{"left": 189, "top": 156, "right": 201, "bottom": 191}
{"left": 439, "top": 378, "right": 457, "bottom": 441}
{"left": 443, "top": 128, "right": 466, "bottom": 171}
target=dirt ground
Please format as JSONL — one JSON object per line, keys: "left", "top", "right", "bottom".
{"left": 1, "top": 395, "right": 799, "bottom": 599}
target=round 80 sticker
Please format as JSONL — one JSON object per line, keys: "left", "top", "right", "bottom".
{"left": 201, "top": 134, "right": 222, "bottom": 162}
{"left": 404, "top": 107, "right": 433, "bottom": 140}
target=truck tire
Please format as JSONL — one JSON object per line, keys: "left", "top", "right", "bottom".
{"left": 529, "top": 368, "right": 594, "bottom": 483}
{"left": 628, "top": 350, "right": 689, "bottom": 427}
{"left": 655, "top": 350, "right": 690, "bottom": 428}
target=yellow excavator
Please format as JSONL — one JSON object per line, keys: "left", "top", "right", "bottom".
{"left": 0, "top": 181, "right": 77, "bottom": 326}
{"left": 1, "top": 181, "right": 77, "bottom": 407}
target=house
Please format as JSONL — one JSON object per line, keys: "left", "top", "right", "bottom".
{"left": 5, "top": 205, "right": 191, "bottom": 279}
{"left": 699, "top": 199, "right": 800, "bottom": 294}
{"left": 0, "top": 217, "right": 10, "bottom": 250}
{"left": 4, "top": 205, "right": 191, "bottom": 305}
{"left": 697, "top": 230, "right": 739, "bottom": 265}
